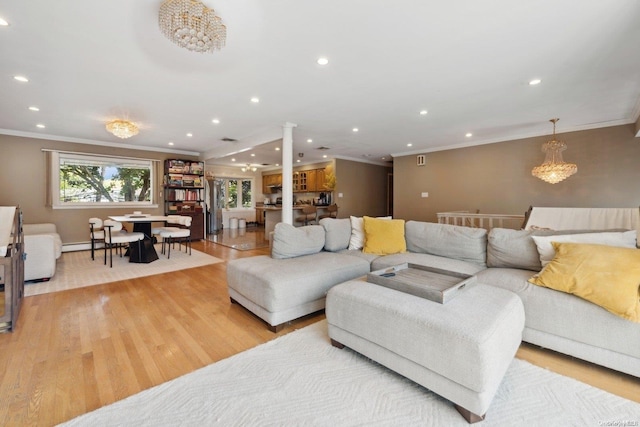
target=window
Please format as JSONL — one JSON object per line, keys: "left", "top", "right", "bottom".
{"left": 50, "top": 151, "right": 157, "bottom": 209}
{"left": 221, "top": 178, "right": 253, "bottom": 208}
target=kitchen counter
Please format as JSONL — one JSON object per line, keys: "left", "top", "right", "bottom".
{"left": 256, "top": 205, "right": 333, "bottom": 238}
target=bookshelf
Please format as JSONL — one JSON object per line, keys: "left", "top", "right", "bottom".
{"left": 163, "top": 159, "right": 205, "bottom": 240}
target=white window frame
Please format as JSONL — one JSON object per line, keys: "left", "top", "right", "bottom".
{"left": 220, "top": 177, "right": 254, "bottom": 209}
{"left": 50, "top": 151, "right": 158, "bottom": 210}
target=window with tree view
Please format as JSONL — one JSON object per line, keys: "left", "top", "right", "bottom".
{"left": 224, "top": 178, "right": 252, "bottom": 208}
{"left": 52, "top": 152, "right": 155, "bottom": 208}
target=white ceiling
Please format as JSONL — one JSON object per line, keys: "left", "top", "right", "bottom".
{"left": 1, "top": 0, "right": 639, "bottom": 170}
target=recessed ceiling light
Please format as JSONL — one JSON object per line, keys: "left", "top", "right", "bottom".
{"left": 275, "top": 163, "right": 280, "bottom": 166}
{"left": 529, "top": 79, "right": 542, "bottom": 85}
{"left": 250, "top": 97, "right": 260, "bottom": 103}
{"left": 465, "top": 133, "right": 473, "bottom": 137}
{"left": 231, "top": 158, "right": 236, "bottom": 162}
{"left": 36, "top": 124, "right": 45, "bottom": 129}
{"left": 419, "top": 110, "right": 428, "bottom": 115}
{"left": 296, "top": 159, "right": 301, "bottom": 163}
{"left": 186, "top": 133, "right": 193, "bottom": 137}
{"left": 407, "top": 143, "right": 413, "bottom": 147}
{"left": 28, "top": 106, "right": 40, "bottom": 112}
{"left": 317, "top": 57, "right": 329, "bottom": 65}
{"left": 14, "top": 75, "right": 29, "bottom": 82}
{"left": 0, "top": 17, "right": 9, "bottom": 26}
{"left": 322, "top": 155, "right": 327, "bottom": 158}
{"left": 168, "top": 142, "right": 174, "bottom": 146}
{"left": 275, "top": 147, "right": 280, "bottom": 151}
{"left": 307, "top": 139, "right": 313, "bottom": 143}
{"left": 352, "top": 128, "right": 359, "bottom": 132}
{"left": 212, "top": 118, "right": 220, "bottom": 124}
{"left": 251, "top": 153, "right": 255, "bottom": 157}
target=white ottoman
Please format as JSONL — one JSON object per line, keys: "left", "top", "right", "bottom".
{"left": 326, "top": 281, "right": 524, "bottom": 423}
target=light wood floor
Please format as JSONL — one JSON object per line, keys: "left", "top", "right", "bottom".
{"left": 0, "top": 238, "right": 638, "bottom": 426}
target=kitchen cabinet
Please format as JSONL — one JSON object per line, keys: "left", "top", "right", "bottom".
{"left": 263, "top": 167, "right": 328, "bottom": 193}
{"left": 315, "top": 168, "right": 326, "bottom": 191}
{"left": 262, "top": 174, "right": 282, "bottom": 193}
{"left": 293, "top": 170, "right": 317, "bottom": 192}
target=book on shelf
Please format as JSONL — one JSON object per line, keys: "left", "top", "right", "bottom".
{"left": 189, "top": 162, "right": 204, "bottom": 174}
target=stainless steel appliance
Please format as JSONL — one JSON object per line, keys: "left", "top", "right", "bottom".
{"left": 206, "top": 178, "right": 224, "bottom": 233}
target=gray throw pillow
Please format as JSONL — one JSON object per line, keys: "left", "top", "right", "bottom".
{"left": 405, "top": 221, "right": 487, "bottom": 266}
{"left": 319, "top": 218, "right": 351, "bottom": 252}
{"left": 272, "top": 223, "right": 325, "bottom": 259}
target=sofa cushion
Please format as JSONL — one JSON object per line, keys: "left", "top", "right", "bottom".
{"left": 227, "top": 252, "right": 371, "bottom": 313}
{"left": 530, "top": 230, "right": 637, "bottom": 267}
{"left": 405, "top": 221, "right": 487, "bottom": 266}
{"left": 475, "top": 267, "right": 640, "bottom": 361}
{"left": 362, "top": 217, "right": 406, "bottom": 255}
{"left": 320, "top": 218, "right": 351, "bottom": 252}
{"left": 272, "top": 223, "right": 325, "bottom": 259}
{"left": 529, "top": 242, "right": 640, "bottom": 322}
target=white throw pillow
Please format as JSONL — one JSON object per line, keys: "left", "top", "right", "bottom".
{"left": 531, "top": 230, "right": 637, "bottom": 267}
{"left": 348, "top": 215, "right": 391, "bottom": 250}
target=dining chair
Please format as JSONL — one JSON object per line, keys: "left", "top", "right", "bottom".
{"left": 103, "top": 220, "right": 145, "bottom": 268}
{"left": 151, "top": 215, "right": 181, "bottom": 241}
{"left": 158, "top": 215, "right": 192, "bottom": 259}
{"left": 89, "top": 217, "right": 105, "bottom": 261}
{"left": 295, "top": 205, "right": 318, "bottom": 226}
{"left": 318, "top": 204, "right": 338, "bottom": 220}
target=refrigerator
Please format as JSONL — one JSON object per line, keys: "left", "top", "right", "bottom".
{"left": 206, "top": 178, "right": 224, "bottom": 233}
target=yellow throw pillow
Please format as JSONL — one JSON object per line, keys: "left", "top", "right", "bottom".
{"left": 362, "top": 216, "right": 406, "bottom": 255}
{"left": 528, "top": 242, "right": 640, "bottom": 322}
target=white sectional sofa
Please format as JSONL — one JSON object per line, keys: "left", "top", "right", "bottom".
{"left": 226, "top": 217, "right": 640, "bottom": 379}
{"left": 23, "top": 223, "right": 62, "bottom": 282}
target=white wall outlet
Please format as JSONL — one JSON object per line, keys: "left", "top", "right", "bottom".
{"left": 421, "top": 192, "right": 429, "bottom": 198}
{"left": 338, "top": 193, "right": 344, "bottom": 198}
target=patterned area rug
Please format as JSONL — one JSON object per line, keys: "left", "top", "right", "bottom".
{"left": 62, "top": 320, "right": 640, "bottom": 426}
{"left": 25, "top": 244, "right": 223, "bottom": 296}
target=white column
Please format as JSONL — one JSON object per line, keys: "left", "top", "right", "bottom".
{"left": 281, "top": 122, "right": 297, "bottom": 224}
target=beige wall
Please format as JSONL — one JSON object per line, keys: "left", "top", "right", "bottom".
{"left": 335, "top": 159, "right": 392, "bottom": 218}
{"left": 0, "top": 134, "right": 199, "bottom": 244}
{"left": 393, "top": 124, "right": 640, "bottom": 222}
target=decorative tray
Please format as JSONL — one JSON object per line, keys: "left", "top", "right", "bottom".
{"left": 367, "top": 263, "right": 476, "bottom": 304}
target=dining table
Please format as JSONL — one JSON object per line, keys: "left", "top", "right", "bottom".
{"left": 108, "top": 215, "right": 171, "bottom": 263}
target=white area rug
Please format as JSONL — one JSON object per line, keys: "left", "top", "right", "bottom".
{"left": 25, "top": 244, "right": 222, "bottom": 296}
{"left": 61, "top": 320, "right": 640, "bottom": 426}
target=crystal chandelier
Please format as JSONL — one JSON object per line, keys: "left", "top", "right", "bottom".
{"left": 105, "top": 120, "right": 139, "bottom": 139}
{"left": 531, "top": 118, "right": 577, "bottom": 184}
{"left": 158, "top": 0, "right": 226, "bottom": 54}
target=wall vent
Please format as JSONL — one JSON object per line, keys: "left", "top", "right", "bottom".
{"left": 221, "top": 137, "right": 237, "bottom": 142}
{"left": 416, "top": 154, "right": 426, "bottom": 166}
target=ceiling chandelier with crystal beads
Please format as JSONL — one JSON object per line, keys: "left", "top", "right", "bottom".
{"left": 531, "top": 118, "right": 577, "bottom": 184}
{"left": 105, "top": 119, "right": 139, "bottom": 139}
{"left": 159, "top": 0, "right": 226, "bottom": 54}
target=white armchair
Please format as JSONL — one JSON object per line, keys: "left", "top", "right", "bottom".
{"left": 23, "top": 223, "right": 62, "bottom": 282}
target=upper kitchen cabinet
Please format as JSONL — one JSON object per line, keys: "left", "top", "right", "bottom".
{"left": 293, "top": 169, "right": 317, "bottom": 192}
{"left": 262, "top": 173, "right": 282, "bottom": 193}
